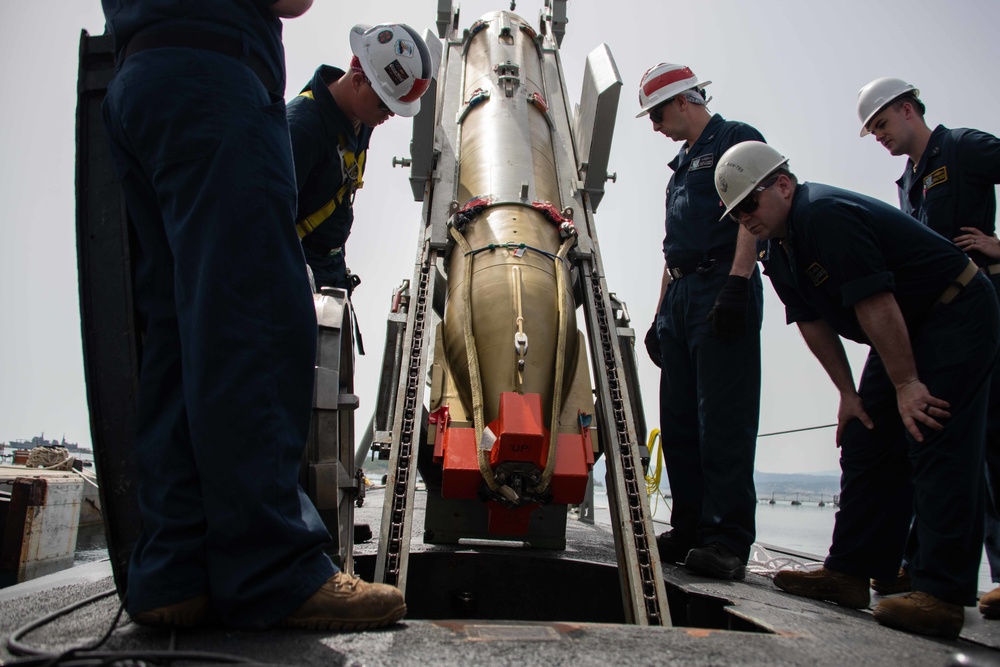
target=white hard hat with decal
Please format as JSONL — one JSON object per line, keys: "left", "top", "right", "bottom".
{"left": 715, "top": 142, "right": 789, "bottom": 221}
{"left": 350, "top": 23, "right": 432, "bottom": 118}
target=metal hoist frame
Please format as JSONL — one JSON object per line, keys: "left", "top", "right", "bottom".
{"left": 374, "top": 3, "right": 669, "bottom": 626}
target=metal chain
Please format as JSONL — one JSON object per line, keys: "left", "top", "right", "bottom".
{"left": 381, "top": 249, "right": 434, "bottom": 586}
{"left": 589, "top": 269, "right": 662, "bottom": 624}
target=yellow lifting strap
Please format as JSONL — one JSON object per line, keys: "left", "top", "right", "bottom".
{"left": 294, "top": 90, "right": 366, "bottom": 239}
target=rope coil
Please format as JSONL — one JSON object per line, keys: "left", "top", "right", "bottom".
{"left": 25, "top": 446, "right": 75, "bottom": 471}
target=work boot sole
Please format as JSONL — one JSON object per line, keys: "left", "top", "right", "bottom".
{"left": 278, "top": 602, "right": 407, "bottom": 632}
{"left": 132, "top": 595, "right": 218, "bottom": 628}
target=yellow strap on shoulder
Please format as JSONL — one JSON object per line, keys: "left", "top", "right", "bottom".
{"left": 294, "top": 99, "right": 367, "bottom": 239}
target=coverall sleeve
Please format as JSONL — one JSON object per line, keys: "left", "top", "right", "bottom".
{"left": 761, "top": 254, "right": 821, "bottom": 326}
{"left": 802, "top": 200, "right": 894, "bottom": 308}
{"left": 286, "top": 105, "right": 322, "bottom": 201}
{"left": 960, "top": 129, "right": 1000, "bottom": 185}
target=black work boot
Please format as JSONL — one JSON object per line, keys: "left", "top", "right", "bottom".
{"left": 685, "top": 542, "right": 746, "bottom": 580}
{"left": 656, "top": 530, "right": 694, "bottom": 565}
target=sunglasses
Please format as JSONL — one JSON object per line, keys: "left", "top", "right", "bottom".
{"left": 727, "top": 175, "right": 780, "bottom": 222}
{"left": 360, "top": 73, "right": 392, "bottom": 114}
{"left": 648, "top": 97, "right": 676, "bottom": 123}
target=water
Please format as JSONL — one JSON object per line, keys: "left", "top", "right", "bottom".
{"left": 74, "top": 524, "right": 109, "bottom": 566}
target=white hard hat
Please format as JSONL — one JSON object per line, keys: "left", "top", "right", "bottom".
{"left": 350, "top": 23, "right": 432, "bottom": 118}
{"left": 857, "top": 77, "right": 920, "bottom": 137}
{"left": 715, "top": 141, "right": 789, "bottom": 221}
{"left": 636, "top": 63, "right": 711, "bottom": 118}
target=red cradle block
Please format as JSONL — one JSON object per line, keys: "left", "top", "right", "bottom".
{"left": 488, "top": 392, "right": 547, "bottom": 468}
{"left": 440, "top": 426, "right": 481, "bottom": 499}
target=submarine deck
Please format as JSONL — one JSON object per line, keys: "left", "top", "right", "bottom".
{"left": 2, "top": 487, "right": 998, "bottom": 666}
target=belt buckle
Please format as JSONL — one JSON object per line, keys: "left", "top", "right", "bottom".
{"left": 668, "top": 267, "right": 683, "bottom": 280}
{"left": 696, "top": 259, "right": 717, "bottom": 275}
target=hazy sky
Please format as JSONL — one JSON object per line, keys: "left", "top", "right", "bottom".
{"left": 2, "top": 1, "right": 998, "bottom": 474}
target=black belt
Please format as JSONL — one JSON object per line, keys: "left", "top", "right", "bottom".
{"left": 666, "top": 251, "right": 735, "bottom": 280}
{"left": 122, "top": 28, "right": 278, "bottom": 94}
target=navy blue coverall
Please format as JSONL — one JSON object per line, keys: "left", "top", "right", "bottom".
{"left": 898, "top": 125, "right": 1000, "bottom": 583}
{"left": 763, "top": 182, "right": 999, "bottom": 605}
{"left": 287, "top": 66, "right": 372, "bottom": 292}
{"left": 101, "top": 0, "right": 336, "bottom": 628}
{"left": 656, "top": 114, "right": 765, "bottom": 561}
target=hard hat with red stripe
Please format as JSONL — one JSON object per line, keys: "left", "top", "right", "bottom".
{"left": 350, "top": 23, "right": 432, "bottom": 118}
{"left": 636, "top": 63, "right": 711, "bottom": 118}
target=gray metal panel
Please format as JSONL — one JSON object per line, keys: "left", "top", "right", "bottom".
{"left": 75, "top": 29, "right": 140, "bottom": 599}
{"left": 436, "top": 0, "right": 454, "bottom": 38}
{"left": 304, "top": 287, "right": 358, "bottom": 572}
{"left": 427, "top": 38, "right": 466, "bottom": 250}
{"left": 408, "top": 31, "right": 443, "bottom": 202}
{"left": 575, "top": 44, "right": 622, "bottom": 211}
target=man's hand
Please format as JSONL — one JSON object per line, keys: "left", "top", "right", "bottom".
{"left": 836, "top": 390, "right": 874, "bottom": 447}
{"left": 644, "top": 320, "right": 661, "bottom": 368}
{"left": 270, "top": 0, "right": 313, "bottom": 18}
{"left": 955, "top": 226, "right": 1000, "bottom": 260}
{"left": 896, "top": 380, "right": 950, "bottom": 442}
{"left": 707, "top": 276, "right": 750, "bottom": 340}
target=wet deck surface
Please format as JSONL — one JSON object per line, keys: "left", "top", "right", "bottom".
{"left": 2, "top": 488, "right": 998, "bottom": 666}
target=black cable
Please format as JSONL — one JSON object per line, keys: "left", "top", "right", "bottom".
{"left": 5, "top": 587, "right": 290, "bottom": 667}
{"left": 758, "top": 423, "right": 836, "bottom": 438}
{"left": 6, "top": 649, "right": 281, "bottom": 666}
{"left": 7, "top": 588, "right": 118, "bottom": 657}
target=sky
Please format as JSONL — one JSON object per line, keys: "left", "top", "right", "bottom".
{"left": 1, "top": 0, "right": 999, "bottom": 474}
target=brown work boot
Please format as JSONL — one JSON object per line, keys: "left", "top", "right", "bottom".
{"left": 871, "top": 566, "right": 911, "bottom": 595}
{"left": 772, "top": 567, "right": 870, "bottom": 609}
{"left": 979, "top": 585, "right": 1000, "bottom": 619}
{"left": 873, "top": 591, "right": 963, "bottom": 639}
{"left": 132, "top": 594, "right": 218, "bottom": 628}
{"left": 278, "top": 572, "right": 406, "bottom": 631}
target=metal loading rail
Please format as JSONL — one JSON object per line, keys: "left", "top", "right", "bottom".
{"left": 374, "top": 245, "right": 438, "bottom": 592}
{"left": 578, "top": 257, "right": 668, "bottom": 625}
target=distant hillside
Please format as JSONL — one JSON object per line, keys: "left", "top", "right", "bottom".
{"left": 592, "top": 460, "right": 840, "bottom": 499}
{"left": 753, "top": 471, "right": 840, "bottom": 499}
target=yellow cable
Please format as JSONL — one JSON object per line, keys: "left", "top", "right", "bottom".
{"left": 644, "top": 429, "right": 663, "bottom": 512}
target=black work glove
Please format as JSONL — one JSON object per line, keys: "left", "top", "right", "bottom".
{"left": 707, "top": 276, "right": 750, "bottom": 340}
{"left": 644, "top": 320, "right": 661, "bottom": 368}
{"left": 346, "top": 272, "right": 361, "bottom": 297}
